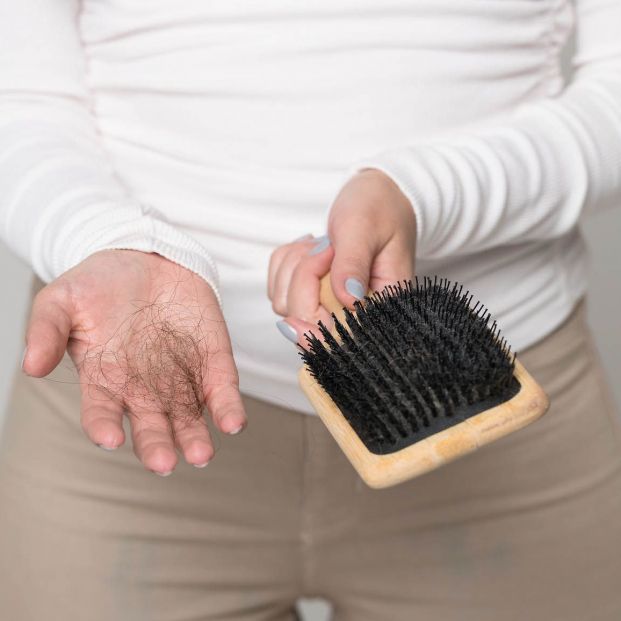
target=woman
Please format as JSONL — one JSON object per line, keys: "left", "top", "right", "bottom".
{"left": 1, "top": 1, "right": 620, "bottom": 619}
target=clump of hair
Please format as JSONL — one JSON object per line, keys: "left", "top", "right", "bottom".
{"left": 80, "top": 299, "right": 213, "bottom": 429}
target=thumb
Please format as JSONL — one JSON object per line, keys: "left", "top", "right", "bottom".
{"left": 23, "top": 286, "right": 73, "bottom": 377}
{"left": 329, "top": 219, "right": 376, "bottom": 308}
{"left": 326, "top": 168, "right": 417, "bottom": 309}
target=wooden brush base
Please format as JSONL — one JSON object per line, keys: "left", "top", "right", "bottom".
{"left": 298, "top": 358, "right": 549, "bottom": 489}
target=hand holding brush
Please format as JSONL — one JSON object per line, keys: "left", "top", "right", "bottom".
{"left": 271, "top": 169, "right": 549, "bottom": 488}
{"left": 270, "top": 167, "right": 417, "bottom": 341}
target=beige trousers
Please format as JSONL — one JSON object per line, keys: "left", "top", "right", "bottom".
{"left": 1, "top": 294, "right": 620, "bottom": 621}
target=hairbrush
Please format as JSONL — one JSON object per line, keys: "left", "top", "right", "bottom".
{"left": 297, "top": 275, "right": 549, "bottom": 489}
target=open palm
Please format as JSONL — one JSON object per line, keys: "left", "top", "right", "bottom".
{"left": 22, "top": 250, "right": 247, "bottom": 475}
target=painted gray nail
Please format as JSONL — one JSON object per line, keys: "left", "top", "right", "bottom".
{"left": 20, "top": 347, "right": 27, "bottom": 372}
{"left": 153, "top": 470, "right": 173, "bottom": 477}
{"left": 345, "top": 277, "right": 365, "bottom": 300}
{"left": 308, "top": 235, "right": 331, "bottom": 256}
{"left": 97, "top": 443, "right": 118, "bottom": 452}
{"left": 276, "top": 320, "right": 298, "bottom": 343}
{"left": 193, "top": 461, "right": 210, "bottom": 468}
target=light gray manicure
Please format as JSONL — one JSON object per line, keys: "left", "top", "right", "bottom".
{"left": 345, "top": 277, "right": 365, "bottom": 300}
{"left": 308, "top": 235, "right": 331, "bottom": 256}
{"left": 276, "top": 320, "right": 298, "bottom": 343}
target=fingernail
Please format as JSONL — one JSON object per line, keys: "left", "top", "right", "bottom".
{"left": 345, "top": 277, "right": 365, "bottom": 300}
{"left": 293, "top": 233, "right": 313, "bottom": 242}
{"left": 20, "top": 347, "right": 27, "bottom": 373}
{"left": 308, "top": 235, "right": 330, "bottom": 255}
{"left": 193, "top": 461, "right": 210, "bottom": 468}
{"left": 229, "top": 424, "right": 244, "bottom": 435}
{"left": 97, "top": 443, "right": 118, "bottom": 452}
{"left": 276, "top": 320, "right": 298, "bottom": 344}
{"left": 153, "top": 470, "right": 173, "bottom": 477}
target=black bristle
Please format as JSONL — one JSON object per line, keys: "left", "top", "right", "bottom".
{"left": 299, "top": 277, "right": 520, "bottom": 455}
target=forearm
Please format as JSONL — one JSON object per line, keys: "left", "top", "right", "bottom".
{"left": 347, "top": 0, "right": 621, "bottom": 260}
{"left": 0, "top": 0, "right": 220, "bottom": 300}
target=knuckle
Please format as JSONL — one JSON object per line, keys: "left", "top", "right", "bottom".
{"left": 292, "top": 258, "right": 311, "bottom": 278}
{"left": 43, "top": 277, "right": 72, "bottom": 308}
{"left": 132, "top": 420, "right": 165, "bottom": 445}
{"left": 132, "top": 426, "right": 151, "bottom": 446}
{"left": 205, "top": 363, "right": 240, "bottom": 395}
{"left": 272, "top": 297, "right": 287, "bottom": 316}
{"left": 268, "top": 245, "right": 288, "bottom": 272}
{"left": 32, "top": 289, "right": 48, "bottom": 308}
{"left": 213, "top": 351, "right": 240, "bottom": 381}
{"left": 270, "top": 279, "right": 289, "bottom": 313}
{"left": 335, "top": 253, "right": 369, "bottom": 278}
{"left": 270, "top": 244, "right": 287, "bottom": 259}
{"left": 291, "top": 256, "right": 314, "bottom": 282}
{"left": 267, "top": 254, "right": 277, "bottom": 280}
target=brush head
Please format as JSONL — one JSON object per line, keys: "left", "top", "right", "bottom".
{"left": 299, "top": 277, "right": 519, "bottom": 455}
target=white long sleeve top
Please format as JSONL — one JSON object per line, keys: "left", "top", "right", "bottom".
{"left": 1, "top": 0, "right": 620, "bottom": 413}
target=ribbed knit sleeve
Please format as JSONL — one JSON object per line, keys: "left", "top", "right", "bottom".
{"left": 0, "top": 0, "right": 220, "bottom": 302}
{"left": 348, "top": 0, "right": 621, "bottom": 260}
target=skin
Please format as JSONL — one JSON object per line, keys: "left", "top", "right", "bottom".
{"left": 21, "top": 250, "right": 247, "bottom": 476}
{"left": 269, "top": 168, "right": 417, "bottom": 341}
